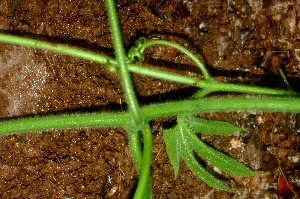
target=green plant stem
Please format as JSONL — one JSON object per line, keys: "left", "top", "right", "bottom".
{"left": 142, "top": 97, "right": 300, "bottom": 120}
{"left": 192, "top": 89, "right": 212, "bottom": 99}
{"left": 1, "top": 97, "right": 300, "bottom": 135}
{"left": 0, "top": 112, "right": 130, "bottom": 135}
{"left": 128, "top": 130, "right": 143, "bottom": 170}
{"left": 278, "top": 68, "right": 294, "bottom": 92}
{"left": 133, "top": 123, "right": 152, "bottom": 199}
{"left": 0, "top": 33, "right": 294, "bottom": 96}
{"left": 128, "top": 129, "right": 152, "bottom": 199}
{"left": 0, "top": 33, "right": 109, "bottom": 64}
{"left": 105, "top": 1, "right": 151, "bottom": 197}
{"left": 105, "top": 0, "right": 143, "bottom": 130}
{"left": 140, "top": 40, "right": 211, "bottom": 80}
{"left": 127, "top": 64, "right": 294, "bottom": 96}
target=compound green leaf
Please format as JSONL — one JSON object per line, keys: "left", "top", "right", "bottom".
{"left": 163, "top": 114, "right": 267, "bottom": 192}
{"left": 163, "top": 115, "right": 233, "bottom": 191}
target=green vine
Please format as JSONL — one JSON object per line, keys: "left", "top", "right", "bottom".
{"left": 0, "top": 1, "right": 299, "bottom": 198}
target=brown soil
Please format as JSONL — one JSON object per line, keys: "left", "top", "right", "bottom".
{"left": 0, "top": 0, "right": 300, "bottom": 198}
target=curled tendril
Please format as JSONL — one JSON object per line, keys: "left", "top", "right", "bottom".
{"left": 104, "top": 59, "right": 119, "bottom": 74}
{"left": 127, "top": 37, "right": 147, "bottom": 63}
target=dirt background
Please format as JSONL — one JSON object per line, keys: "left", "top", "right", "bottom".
{"left": 0, "top": 0, "right": 300, "bottom": 198}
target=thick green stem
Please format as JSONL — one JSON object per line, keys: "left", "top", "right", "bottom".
{"left": 142, "top": 97, "right": 300, "bottom": 121}
{"left": 0, "top": 112, "right": 130, "bottom": 135}
{"left": 105, "top": 0, "right": 143, "bottom": 129}
{"left": 1, "top": 97, "right": 300, "bottom": 135}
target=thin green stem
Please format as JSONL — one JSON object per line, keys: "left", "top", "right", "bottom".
{"left": 192, "top": 89, "right": 212, "bottom": 99}
{"left": 127, "top": 64, "right": 294, "bottom": 95}
{"left": 0, "top": 33, "right": 294, "bottom": 96}
{"left": 1, "top": 97, "right": 300, "bottom": 135}
{"left": 128, "top": 130, "right": 142, "bottom": 170}
{"left": 128, "top": 130, "right": 152, "bottom": 198}
{"left": 105, "top": 2, "right": 150, "bottom": 198}
{"left": 139, "top": 40, "right": 212, "bottom": 80}
{"left": 278, "top": 68, "right": 294, "bottom": 92}
{"left": 0, "top": 34, "right": 109, "bottom": 64}
{"left": 133, "top": 123, "right": 152, "bottom": 199}
{"left": 105, "top": 0, "right": 143, "bottom": 130}
{"left": 128, "top": 129, "right": 152, "bottom": 199}
{"left": 195, "top": 80, "right": 294, "bottom": 95}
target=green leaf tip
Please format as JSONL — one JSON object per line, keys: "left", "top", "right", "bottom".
{"left": 185, "top": 114, "right": 247, "bottom": 135}
{"left": 163, "top": 114, "right": 265, "bottom": 192}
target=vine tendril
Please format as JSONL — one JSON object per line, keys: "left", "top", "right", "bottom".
{"left": 127, "top": 37, "right": 147, "bottom": 63}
